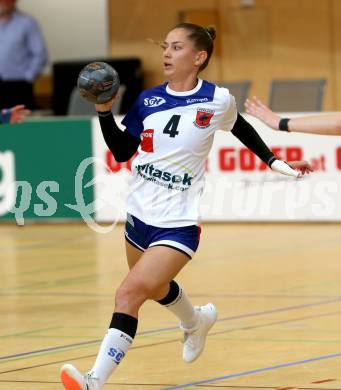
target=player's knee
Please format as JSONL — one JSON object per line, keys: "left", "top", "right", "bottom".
{"left": 115, "top": 279, "right": 149, "bottom": 311}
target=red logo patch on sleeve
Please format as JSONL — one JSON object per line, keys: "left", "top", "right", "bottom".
{"left": 141, "top": 129, "right": 154, "bottom": 152}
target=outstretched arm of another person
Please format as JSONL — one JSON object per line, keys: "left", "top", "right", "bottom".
{"left": 0, "top": 106, "right": 30, "bottom": 124}
{"left": 245, "top": 96, "right": 341, "bottom": 135}
{"left": 10, "top": 105, "right": 31, "bottom": 123}
{"left": 96, "top": 98, "right": 140, "bottom": 162}
{"left": 231, "top": 113, "right": 313, "bottom": 177}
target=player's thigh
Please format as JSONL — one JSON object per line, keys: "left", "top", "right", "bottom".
{"left": 125, "top": 240, "right": 143, "bottom": 270}
{"left": 122, "top": 245, "right": 189, "bottom": 300}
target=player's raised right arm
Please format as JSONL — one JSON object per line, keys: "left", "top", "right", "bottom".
{"left": 96, "top": 99, "right": 140, "bottom": 163}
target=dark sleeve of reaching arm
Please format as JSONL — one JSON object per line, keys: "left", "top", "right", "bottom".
{"left": 231, "top": 113, "right": 276, "bottom": 167}
{"left": 0, "top": 109, "right": 12, "bottom": 124}
{"left": 97, "top": 111, "right": 141, "bottom": 162}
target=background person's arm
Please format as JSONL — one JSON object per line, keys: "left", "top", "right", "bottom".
{"left": 0, "top": 106, "right": 30, "bottom": 124}
{"left": 245, "top": 96, "right": 341, "bottom": 135}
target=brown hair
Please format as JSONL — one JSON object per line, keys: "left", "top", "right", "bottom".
{"left": 173, "top": 23, "right": 216, "bottom": 71}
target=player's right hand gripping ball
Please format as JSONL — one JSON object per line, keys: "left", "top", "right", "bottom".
{"left": 77, "top": 62, "right": 120, "bottom": 104}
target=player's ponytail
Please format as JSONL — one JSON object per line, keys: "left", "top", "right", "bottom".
{"left": 205, "top": 26, "right": 216, "bottom": 42}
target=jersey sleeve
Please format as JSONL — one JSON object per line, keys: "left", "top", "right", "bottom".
{"left": 218, "top": 91, "right": 238, "bottom": 132}
{"left": 121, "top": 96, "right": 144, "bottom": 138}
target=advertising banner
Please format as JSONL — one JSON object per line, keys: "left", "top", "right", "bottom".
{"left": 92, "top": 114, "right": 341, "bottom": 222}
{"left": 0, "top": 119, "right": 94, "bottom": 224}
{"left": 2, "top": 114, "right": 340, "bottom": 224}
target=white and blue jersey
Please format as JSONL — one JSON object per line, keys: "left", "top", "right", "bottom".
{"left": 122, "top": 79, "right": 237, "bottom": 228}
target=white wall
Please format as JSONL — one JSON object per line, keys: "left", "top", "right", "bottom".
{"left": 19, "top": 0, "right": 108, "bottom": 72}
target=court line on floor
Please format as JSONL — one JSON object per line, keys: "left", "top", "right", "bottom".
{"left": 2, "top": 296, "right": 341, "bottom": 362}
{"left": 192, "top": 293, "right": 341, "bottom": 300}
{"left": 0, "top": 380, "right": 336, "bottom": 390}
{"left": 198, "top": 387, "right": 335, "bottom": 390}
{"left": 1, "top": 308, "right": 341, "bottom": 375}
{"left": 0, "top": 327, "right": 60, "bottom": 340}
{"left": 196, "top": 387, "right": 335, "bottom": 390}
{"left": 0, "top": 234, "right": 91, "bottom": 252}
{"left": 0, "top": 378, "right": 337, "bottom": 390}
{"left": 216, "top": 296, "right": 341, "bottom": 322}
{"left": 0, "top": 379, "right": 174, "bottom": 387}
{"left": 211, "top": 309, "right": 341, "bottom": 338}
{"left": 0, "top": 327, "right": 178, "bottom": 364}
{"left": 0, "top": 338, "right": 179, "bottom": 374}
{"left": 2, "top": 292, "right": 341, "bottom": 299}
{"left": 161, "top": 352, "right": 341, "bottom": 389}
{"left": 195, "top": 387, "right": 336, "bottom": 390}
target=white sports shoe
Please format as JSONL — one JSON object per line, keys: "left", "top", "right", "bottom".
{"left": 60, "top": 364, "right": 100, "bottom": 390}
{"left": 180, "top": 303, "right": 217, "bottom": 363}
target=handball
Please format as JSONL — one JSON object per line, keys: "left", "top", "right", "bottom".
{"left": 77, "top": 62, "right": 120, "bottom": 104}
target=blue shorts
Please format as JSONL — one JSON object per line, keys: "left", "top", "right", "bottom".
{"left": 124, "top": 214, "right": 201, "bottom": 259}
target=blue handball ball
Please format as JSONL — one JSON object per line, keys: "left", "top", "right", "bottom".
{"left": 77, "top": 62, "right": 120, "bottom": 104}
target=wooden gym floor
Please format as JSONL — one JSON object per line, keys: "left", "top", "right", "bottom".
{"left": 1, "top": 222, "right": 341, "bottom": 390}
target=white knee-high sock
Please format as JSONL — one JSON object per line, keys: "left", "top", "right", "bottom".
{"left": 157, "top": 281, "right": 198, "bottom": 329}
{"left": 89, "top": 313, "right": 137, "bottom": 389}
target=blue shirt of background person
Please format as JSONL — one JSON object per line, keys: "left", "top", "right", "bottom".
{"left": 0, "top": 0, "right": 47, "bottom": 109}
{"left": 0, "top": 2, "right": 47, "bottom": 81}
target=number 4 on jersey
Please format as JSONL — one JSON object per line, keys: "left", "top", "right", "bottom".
{"left": 163, "top": 115, "right": 181, "bottom": 138}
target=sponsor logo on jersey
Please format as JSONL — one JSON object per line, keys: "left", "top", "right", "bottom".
{"left": 136, "top": 163, "right": 194, "bottom": 191}
{"left": 141, "top": 129, "right": 154, "bottom": 153}
{"left": 194, "top": 108, "right": 215, "bottom": 128}
{"left": 144, "top": 96, "right": 166, "bottom": 107}
{"left": 186, "top": 97, "right": 209, "bottom": 104}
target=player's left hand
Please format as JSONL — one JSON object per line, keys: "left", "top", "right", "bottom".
{"left": 10, "top": 105, "right": 31, "bottom": 124}
{"left": 288, "top": 160, "right": 314, "bottom": 176}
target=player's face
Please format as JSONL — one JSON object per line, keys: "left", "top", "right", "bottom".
{"left": 0, "top": 0, "right": 16, "bottom": 15}
{"left": 162, "top": 28, "right": 204, "bottom": 80}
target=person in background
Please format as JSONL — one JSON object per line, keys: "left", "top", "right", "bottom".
{"left": 0, "top": 0, "right": 48, "bottom": 110}
{"left": 0, "top": 105, "right": 30, "bottom": 124}
{"left": 245, "top": 96, "right": 341, "bottom": 135}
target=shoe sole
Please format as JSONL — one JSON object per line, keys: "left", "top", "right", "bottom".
{"left": 61, "top": 366, "right": 83, "bottom": 390}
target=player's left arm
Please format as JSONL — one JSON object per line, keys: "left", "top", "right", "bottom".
{"left": 231, "top": 113, "right": 313, "bottom": 177}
